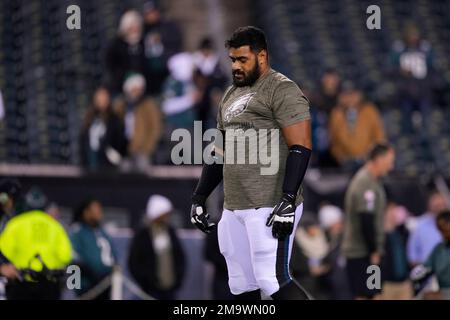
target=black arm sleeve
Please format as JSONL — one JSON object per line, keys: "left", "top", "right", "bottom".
{"left": 360, "top": 212, "right": 377, "bottom": 254}
{"left": 282, "top": 144, "right": 312, "bottom": 196}
{"left": 192, "top": 130, "right": 225, "bottom": 205}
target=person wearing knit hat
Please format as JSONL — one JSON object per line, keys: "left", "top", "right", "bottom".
{"left": 123, "top": 73, "right": 147, "bottom": 99}
{"left": 113, "top": 72, "right": 162, "bottom": 172}
{"left": 118, "top": 10, "right": 143, "bottom": 47}
{"left": 146, "top": 194, "right": 173, "bottom": 223}
{"left": 318, "top": 204, "right": 344, "bottom": 232}
{"left": 317, "top": 204, "right": 352, "bottom": 300}
{"left": 105, "top": 9, "right": 146, "bottom": 94}
{"left": 161, "top": 52, "right": 199, "bottom": 131}
{"left": 128, "top": 194, "right": 185, "bottom": 300}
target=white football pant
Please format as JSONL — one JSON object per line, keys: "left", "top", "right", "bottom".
{"left": 218, "top": 204, "right": 303, "bottom": 296}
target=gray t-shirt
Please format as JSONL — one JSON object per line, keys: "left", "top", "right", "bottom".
{"left": 342, "top": 167, "right": 386, "bottom": 258}
{"left": 216, "top": 69, "right": 310, "bottom": 210}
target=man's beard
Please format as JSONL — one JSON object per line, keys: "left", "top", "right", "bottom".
{"left": 232, "top": 61, "right": 260, "bottom": 87}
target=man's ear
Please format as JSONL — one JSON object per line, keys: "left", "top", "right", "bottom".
{"left": 257, "top": 49, "right": 267, "bottom": 64}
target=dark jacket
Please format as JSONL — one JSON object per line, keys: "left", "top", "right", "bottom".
{"left": 105, "top": 37, "right": 146, "bottom": 94}
{"left": 143, "top": 20, "right": 183, "bottom": 95}
{"left": 321, "top": 233, "right": 353, "bottom": 300}
{"left": 382, "top": 225, "right": 410, "bottom": 282}
{"left": 128, "top": 225, "right": 185, "bottom": 296}
{"left": 79, "top": 112, "right": 127, "bottom": 169}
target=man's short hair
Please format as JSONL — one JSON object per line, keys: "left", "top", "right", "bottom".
{"left": 225, "top": 26, "right": 267, "bottom": 53}
{"left": 368, "top": 143, "right": 393, "bottom": 161}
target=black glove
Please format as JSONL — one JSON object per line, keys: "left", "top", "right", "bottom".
{"left": 190, "top": 195, "right": 216, "bottom": 234}
{"left": 266, "top": 193, "right": 296, "bottom": 239}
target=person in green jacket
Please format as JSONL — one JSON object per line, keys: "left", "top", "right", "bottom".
{"left": 70, "top": 198, "right": 117, "bottom": 299}
{"left": 423, "top": 210, "right": 450, "bottom": 300}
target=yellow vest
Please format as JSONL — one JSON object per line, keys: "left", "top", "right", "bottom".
{"left": 0, "top": 210, "right": 72, "bottom": 271}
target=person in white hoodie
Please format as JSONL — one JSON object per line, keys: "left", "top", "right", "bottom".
{"left": 128, "top": 195, "right": 186, "bottom": 300}
{"left": 161, "top": 52, "right": 202, "bottom": 130}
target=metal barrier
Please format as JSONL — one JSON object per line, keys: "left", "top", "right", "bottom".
{"left": 77, "top": 266, "right": 156, "bottom": 300}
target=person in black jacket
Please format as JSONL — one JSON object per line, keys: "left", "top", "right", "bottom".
{"left": 105, "top": 10, "right": 146, "bottom": 95}
{"left": 142, "top": 1, "right": 183, "bottom": 96}
{"left": 128, "top": 195, "right": 185, "bottom": 300}
{"left": 79, "top": 87, "right": 126, "bottom": 170}
{"left": 192, "top": 37, "right": 227, "bottom": 129}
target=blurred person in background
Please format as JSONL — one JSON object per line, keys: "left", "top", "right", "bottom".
{"left": 114, "top": 73, "right": 162, "bottom": 172}
{"left": 0, "top": 179, "right": 22, "bottom": 234}
{"left": 329, "top": 81, "right": 385, "bottom": 171}
{"left": 128, "top": 195, "right": 185, "bottom": 300}
{"left": 0, "top": 179, "right": 22, "bottom": 294}
{"left": 290, "top": 214, "right": 330, "bottom": 300}
{"left": 70, "top": 198, "right": 117, "bottom": 300}
{"left": 45, "top": 202, "right": 61, "bottom": 221}
{"left": 415, "top": 210, "right": 450, "bottom": 300}
{"left": 313, "top": 68, "right": 341, "bottom": 115}
{"left": 80, "top": 87, "right": 127, "bottom": 171}
{"left": 158, "top": 52, "right": 200, "bottom": 163}
{"left": 342, "top": 143, "right": 395, "bottom": 300}
{"left": 192, "top": 37, "right": 227, "bottom": 129}
{"left": 407, "top": 190, "right": 448, "bottom": 266}
{"left": 105, "top": 10, "right": 146, "bottom": 95}
{"left": 318, "top": 204, "right": 352, "bottom": 300}
{"left": 390, "top": 23, "right": 435, "bottom": 131}
{"left": 142, "top": 1, "right": 183, "bottom": 96}
{"left": 161, "top": 52, "right": 200, "bottom": 130}
{"left": 310, "top": 69, "right": 341, "bottom": 168}
{"left": 0, "top": 187, "right": 72, "bottom": 300}
{"left": 204, "top": 227, "right": 233, "bottom": 300}
{"left": 380, "top": 202, "right": 413, "bottom": 300}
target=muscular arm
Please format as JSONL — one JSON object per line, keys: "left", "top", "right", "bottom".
{"left": 281, "top": 120, "right": 312, "bottom": 149}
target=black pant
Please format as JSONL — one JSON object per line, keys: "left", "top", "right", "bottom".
{"left": 6, "top": 280, "right": 61, "bottom": 300}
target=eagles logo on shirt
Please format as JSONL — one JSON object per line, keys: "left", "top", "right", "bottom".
{"left": 224, "top": 92, "right": 255, "bottom": 123}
